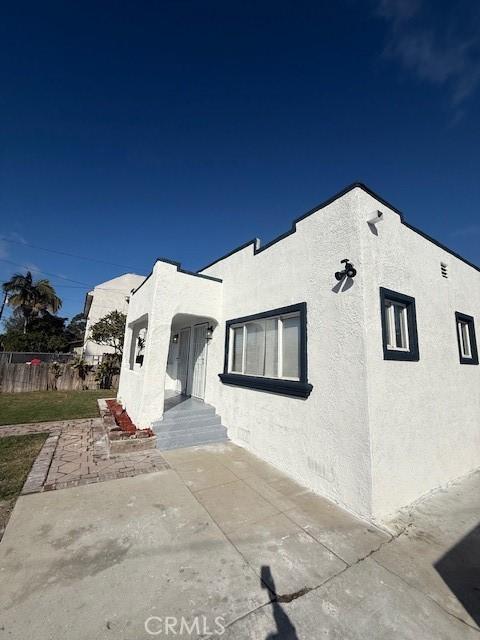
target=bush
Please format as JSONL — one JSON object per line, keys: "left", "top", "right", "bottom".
{"left": 95, "top": 355, "right": 120, "bottom": 389}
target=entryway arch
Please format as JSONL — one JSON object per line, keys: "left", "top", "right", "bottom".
{"left": 166, "top": 313, "right": 218, "bottom": 400}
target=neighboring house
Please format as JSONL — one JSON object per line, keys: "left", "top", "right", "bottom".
{"left": 117, "top": 183, "right": 480, "bottom": 523}
{"left": 83, "top": 273, "right": 145, "bottom": 361}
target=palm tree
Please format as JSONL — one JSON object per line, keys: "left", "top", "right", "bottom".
{"left": 2, "top": 271, "right": 62, "bottom": 333}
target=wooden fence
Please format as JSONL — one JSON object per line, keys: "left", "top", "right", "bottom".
{"left": 0, "top": 362, "right": 119, "bottom": 393}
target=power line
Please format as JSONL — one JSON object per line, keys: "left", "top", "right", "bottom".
{"left": 0, "top": 258, "right": 93, "bottom": 286}
{"left": 39, "top": 283, "right": 133, "bottom": 293}
{"left": 0, "top": 235, "right": 141, "bottom": 271}
{"left": 0, "top": 259, "right": 144, "bottom": 293}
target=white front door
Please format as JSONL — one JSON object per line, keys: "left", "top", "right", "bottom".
{"left": 191, "top": 323, "right": 208, "bottom": 400}
{"left": 177, "top": 327, "right": 191, "bottom": 395}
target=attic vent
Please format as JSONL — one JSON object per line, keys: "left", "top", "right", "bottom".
{"left": 441, "top": 262, "right": 448, "bottom": 279}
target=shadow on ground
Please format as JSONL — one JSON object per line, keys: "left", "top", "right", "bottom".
{"left": 434, "top": 523, "right": 480, "bottom": 626}
{"left": 261, "top": 565, "right": 299, "bottom": 640}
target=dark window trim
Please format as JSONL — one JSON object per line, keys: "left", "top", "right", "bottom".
{"left": 219, "top": 302, "right": 313, "bottom": 398}
{"left": 455, "top": 312, "right": 479, "bottom": 365}
{"left": 380, "top": 287, "right": 420, "bottom": 361}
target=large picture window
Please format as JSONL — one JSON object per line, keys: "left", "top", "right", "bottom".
{"left": 455, "top": 312, "right": 478, "bottom": 365}
{"left": 219, "top": 303, "right": 312, "bottom": 398}
{"left": 380, "top": 288, "right": 419, "bottom": 361}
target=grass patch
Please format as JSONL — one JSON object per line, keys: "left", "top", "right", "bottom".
{"left": 0, "top": 433, "right": 48, "bottom": 500}
{"left": 0, "top": 390, "right": 111, "bottom": 426}
{"left": 0, "top": 433, "right": 48, "bottom": 537}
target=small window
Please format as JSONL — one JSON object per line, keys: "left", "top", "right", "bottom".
{"left": 220, "top": 303, "right": 312, "bottom": 398}
{"left": 455, "top": 312, "right": 478, "bottom": 365}
{"left": 380, "top": 288, "right": 419, "bottom": 361}
{"left": 135, "top": 328, "right": 147, "bottom": 366}
{"left": 385, "top": 300, "right": 409, "bottom": 351}
{"left": 440, "top": 262, "right": 448, "bottom": 278}
{"left": 129, "top": 321, "right": 148, "bottom": 370}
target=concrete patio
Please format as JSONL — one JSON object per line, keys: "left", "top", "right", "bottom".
{"left": 0, "top": 440, "right": 478, "bottom": 639}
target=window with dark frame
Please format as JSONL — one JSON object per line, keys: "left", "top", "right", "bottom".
{"left": 380, "top": 288, "right": 419, "bottom": 361}
{"left": 455, "top": 312, "right": 478, "bottom": 365}
{"left": 219, "top": 302, "right": 313, "bottom": 398}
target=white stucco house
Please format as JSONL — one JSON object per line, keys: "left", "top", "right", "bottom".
{"left": 117, "top": 183, "right": 480, "bottom": 522}
{"left": 83, "top": 273, "right": 145, "bottom": 361}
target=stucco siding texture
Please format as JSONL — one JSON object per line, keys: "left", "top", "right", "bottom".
{"left": 118, "top": 185, "right": 480, "bottom": 522}
{"left": 202, "top": 189, "right": 374, "bottom": 518}
{"left": 117, "top": 272, "right": 155, "bottom": 424}
{"left": 118, "top": 262, "right": 223, "bottom": 429}
{"left": 357, "top": 189, "right": 480, "bottom": 519}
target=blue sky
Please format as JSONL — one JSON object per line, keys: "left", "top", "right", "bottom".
{"left": 1, "top": 0, "right": 479, "bottom": 321}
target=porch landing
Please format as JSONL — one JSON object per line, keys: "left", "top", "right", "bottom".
{"left": 152, "top": 391, "right": 229, "bottom": 450}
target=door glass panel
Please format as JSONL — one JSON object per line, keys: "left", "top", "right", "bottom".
{"left": 177, "top": 328, "right": 190, "bottom": 394}
{"left": 192, "top": 324, "right": 207, "bottom": 399}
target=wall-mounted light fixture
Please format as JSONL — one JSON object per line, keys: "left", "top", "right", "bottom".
{"left": 335, "top": 259, "right": 357, "bottom": 281}
{"left": 206, "top": 326, "right": 214, "bottom": 340}
{"left": 172, "top": 334, "right": 179, "bottom": 344}
{"left": 367, "top": 210, "right": 383, "bottom": 225}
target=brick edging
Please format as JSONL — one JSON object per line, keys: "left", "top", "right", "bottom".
{"left": 21, "top": 433, "right": 60, "bottom": 495}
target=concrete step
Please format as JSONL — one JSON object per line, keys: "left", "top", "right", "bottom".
{"left": 155, "top": 415, "right": 222, "bottom": 431}
{"left": 155, "top": 425, "right": 229, "bottom": 450}
{"left": 159, "top": 436, "right": 230, "bottom": 451}
{"left": 159, "top": 407, "right": 217, "bottom": 419}
{"left": 159, "top": 410, "right": 218, "bottom": 424}
{"left": 157, "top": 396, "right": 229, "bottom": 451}
{"left": 154, "top": 422, "right": 227, "bottom": 438}
{"left": 164, "top": 399, "right": 216, "bottom": 413}
{"left": 156, "top": 409, "right": 219, "bottom": 420}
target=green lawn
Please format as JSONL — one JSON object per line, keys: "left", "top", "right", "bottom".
{"left": 0, "top": 390, "right": 111, "bottom": 426}
{"left": 0, "top": 433, "right": 48, "bottom": 499}
{"left": 0, "top": 433, "right": 48, "bottom": 535}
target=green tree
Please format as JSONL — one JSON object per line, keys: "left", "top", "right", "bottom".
{"left": 89, "top": 311, "right": 126, "bottom": 356}
{"left": 0, "top": 313, "right": 71, "bottom": 352}
{"left": 66, "top": 313, "right": 86, "bottom": 340}
{"left": 2, "top": 271, "right": 62, "bottom": 333}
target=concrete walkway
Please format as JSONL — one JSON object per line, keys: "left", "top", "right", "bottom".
{"left": 0, "top": 441, "right": 478, "bottom": 639}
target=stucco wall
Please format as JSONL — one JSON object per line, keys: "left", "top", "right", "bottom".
{"left": 83, "top": 273, "right": 145, "bottom": 357}
{"left": 357, "top": 189, "right": 480, "bottom": 519}
{"left": 201, "top": 189, "right": 374, "bottom": 518}
{"left": 117, "top": 184, "right": 480, "bottom": 521}
{"left": 118, "top": 261, "right": 223, "bottom": 428}
{"left": 117, "top": 272, "right": 155, "bottom": 427}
